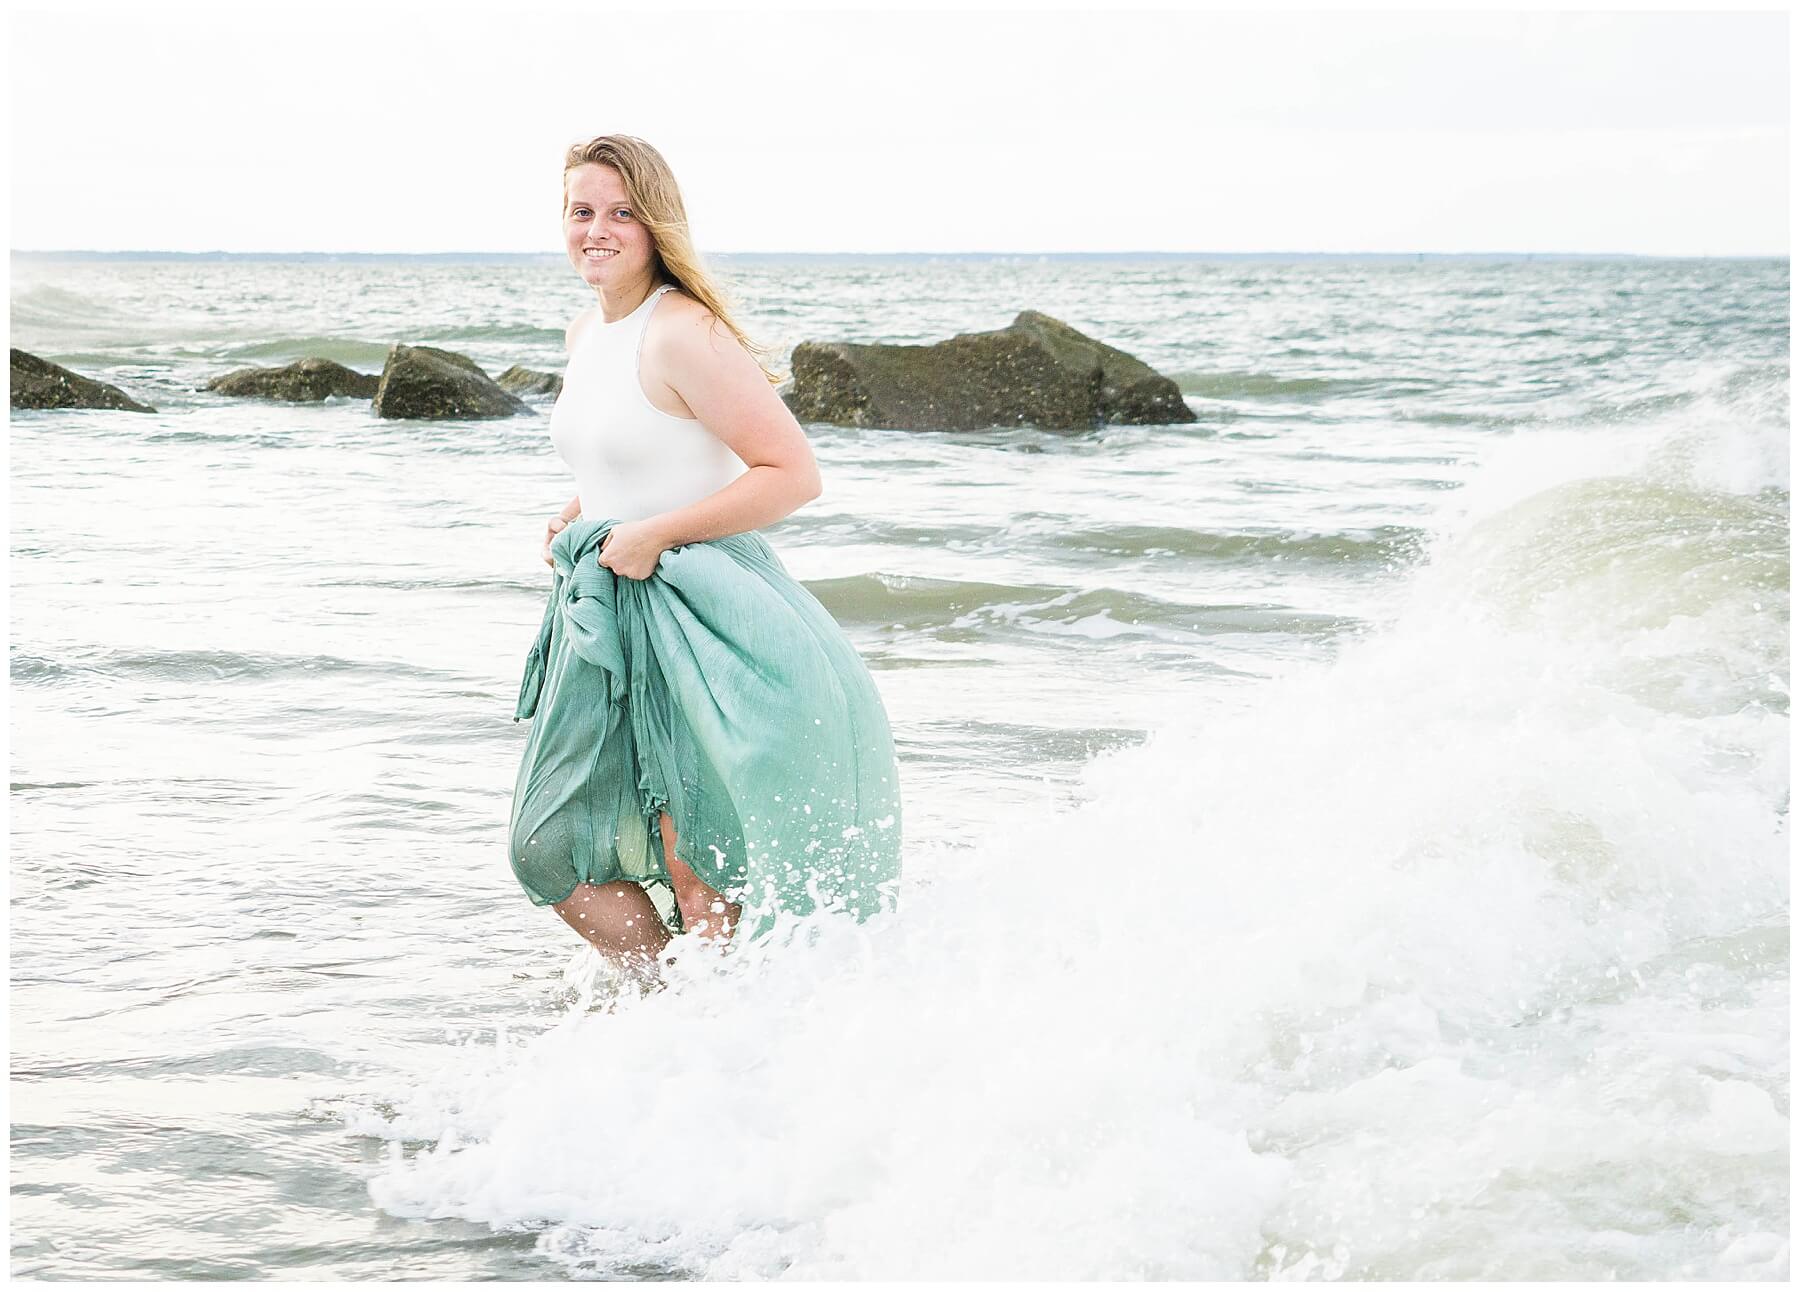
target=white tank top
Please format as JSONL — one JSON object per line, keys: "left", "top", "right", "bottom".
{"left": 549, "top": 283, "right": 748, "bottom": 522}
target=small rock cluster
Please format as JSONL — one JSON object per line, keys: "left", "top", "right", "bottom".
{"left": 13, "top": 311, "right": 1193, "bottom": 430}
{"left": 8, "top": 344, "right": 559, "bottom": 419}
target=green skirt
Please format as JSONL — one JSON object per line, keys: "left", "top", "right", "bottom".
{"left": 508, "top": 517, "right": 903, "bottom": 942}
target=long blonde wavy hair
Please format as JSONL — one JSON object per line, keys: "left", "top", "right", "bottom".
{"left": 561, "top": 135, "right": 782, "bottom": 385}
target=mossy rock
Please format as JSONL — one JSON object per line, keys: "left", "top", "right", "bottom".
{"left": 782, "top": 310, "right": 1194, "bottom": 431}
{"left": 497, "top": 365, "right": 562, "bottom": 398}
{"left": 204, "top": 357, "right": 378, "bottom": 401}
{"left": 372, "top": 344, "right": 530, "bottom": 420}
{"left": 11, "top": 348, "right": 157, "bottom": 412}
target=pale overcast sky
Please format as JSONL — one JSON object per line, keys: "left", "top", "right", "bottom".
{"left": 9, "top": 1, "right": 1790, "bottom": 256}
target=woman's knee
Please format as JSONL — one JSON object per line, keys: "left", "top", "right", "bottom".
{"left": 554, "top": 881, "right": 669, "bottom": 954}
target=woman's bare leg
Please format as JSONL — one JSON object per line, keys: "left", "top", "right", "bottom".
{"left": 552, "top": 880, "right": 671, "bottom": 982}
{"left": 660, "top": 810, "right": 742, "bottom": 942}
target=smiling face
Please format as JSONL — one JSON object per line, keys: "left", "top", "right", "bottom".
{"left": 563, "top": 163, "right": 657, "bottom": 293}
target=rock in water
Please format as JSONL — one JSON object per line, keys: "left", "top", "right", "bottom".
{"left": 496, "top": 365, "right": 563, "bottom": 398}
{"left": 372, "top": 344, "right": 529, "bottom": 420}
{"left": 11, "top": 349, "right": 157, "bottom": 412}
{"left": 204, "top": 358, "right": 379, "bottom": 401}
{"left": 781, "top": 309, "right": 1194, "bottom": 431}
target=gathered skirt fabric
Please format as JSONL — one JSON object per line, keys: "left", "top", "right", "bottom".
{"left": 508, "top": 517, "right": 902, "bottom": 942}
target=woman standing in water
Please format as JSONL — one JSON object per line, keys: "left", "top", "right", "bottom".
{"left": 508, "top": 135, "right": 902, "bottom": 983}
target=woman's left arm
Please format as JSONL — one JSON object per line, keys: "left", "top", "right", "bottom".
{"left": 597, "top": 305, "right": 822, "bottom": 579}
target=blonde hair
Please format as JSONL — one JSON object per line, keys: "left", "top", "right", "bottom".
{"left": 561, "top": 134, "right": 782, "bottom": 385}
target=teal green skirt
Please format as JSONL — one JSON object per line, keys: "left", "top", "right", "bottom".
{"left": 508, "top": 517, "right": 902, "bottom": 942}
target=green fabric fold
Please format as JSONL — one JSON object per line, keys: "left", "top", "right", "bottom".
{"left": 509, "top": 517, "right": 903, "bottom": 943}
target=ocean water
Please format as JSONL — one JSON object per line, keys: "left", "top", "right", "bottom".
{"left": 8, "top": 253, "right": 1789, "bottom": 1279}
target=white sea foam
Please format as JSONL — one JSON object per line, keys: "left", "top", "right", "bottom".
{"left": 349, "top": 377, "right": 1788, "bottom": 1279}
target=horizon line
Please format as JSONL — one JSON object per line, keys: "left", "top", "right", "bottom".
{"left": 9, "top": 248, "right": 1790, "bottom": 261}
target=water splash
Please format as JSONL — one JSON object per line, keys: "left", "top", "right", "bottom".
{"left": 342, "top": 371, "right": 1788, "bottom": 1280}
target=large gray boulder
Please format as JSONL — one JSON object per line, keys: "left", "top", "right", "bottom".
{"left": 204, "top": 357, "right": 378, "bottom": 401}
{"left": 11, "top": 348, "right": 156, "bottom": 412}
{"left": 781, "top": 310, "right": 1194, "bottom": 431}
{"left": 371, "top": 344, "right": 529, "bottom": 419}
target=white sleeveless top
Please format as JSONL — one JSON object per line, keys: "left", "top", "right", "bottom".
{"left": 549, "top": 283, "right": 748, "bottom": 522}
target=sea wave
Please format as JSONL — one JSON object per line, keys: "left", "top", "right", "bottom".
{"left": 342, "top": 377, "right": 1789, "bottom": 1278}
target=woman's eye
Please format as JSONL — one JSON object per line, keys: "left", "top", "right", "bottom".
{"left": 613, "top": 208, "right": 632, "bottom": 220}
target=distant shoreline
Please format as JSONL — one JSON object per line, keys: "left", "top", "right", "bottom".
{"left": 9, "top": 249, "right": 1787, "bottom": 265}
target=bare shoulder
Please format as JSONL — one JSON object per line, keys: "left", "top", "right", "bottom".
{"left": 646, "top": 291, "right": 743, "bottom": 374}
{"left": 642, "top": 288, "right": 769, "bottom": 419}
{"left": 650, "top": 289, "right": 740, "bottom": 352}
